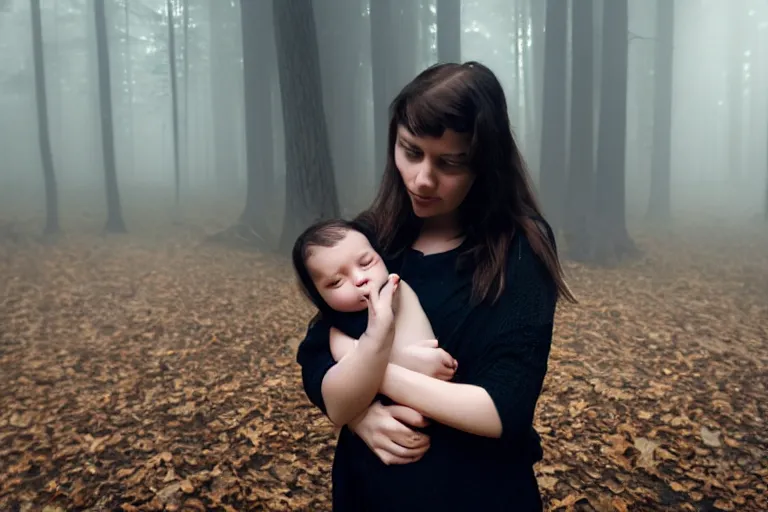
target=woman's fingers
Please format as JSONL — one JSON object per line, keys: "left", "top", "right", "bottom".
{"left": 379, "top": 437, "right": 429, "bottom": 459}
{"left": 387, "top": 405, "right": 430, "bottom": 429}
{"left": 374, "top": 449, "right": 424, "bottom": 466}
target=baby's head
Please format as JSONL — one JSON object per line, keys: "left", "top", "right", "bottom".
{"left": 292, "top": 219, "right": 390, "bottom": 315}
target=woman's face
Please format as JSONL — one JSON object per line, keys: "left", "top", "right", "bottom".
{"left": 393, "top": 125, "right": 476, "bottom": 222}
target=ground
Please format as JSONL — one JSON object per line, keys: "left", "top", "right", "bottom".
{"left": 0, "top": 219, "right": 766, "bottom": 511}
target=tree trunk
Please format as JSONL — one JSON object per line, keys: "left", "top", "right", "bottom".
{"left": 239, "top": 0, "right": 275, "bottom": 240}
{"left": 94, "top": 0, "right": 126, "bottom": 233}
{"left": 314, "top": 0, "right": 366, "bottom": 215}
{"left": 370, "top": 1, "right": 419, "bottom": 181}
{"left": 208, "top": 0, "right": 239, "bottom": 192}
{"left": 646, "top": 0, "right": 675, "bottom": 223}
{"left": 529, "top": 0, "right": 546, "bottom": 174}
{"left": 182, "top": 0, "right": 189, "bottom": 186}
{"left": 564, "top": 0, "right": 594, "bottom": 261}
{"left": 728, "top": 1, "right": 745, "bottom": 180}
{"left": 436, "top": 0, "right": 461, "bottom": 63}
{"left": 370, "top": 0, "right": 392, "bottom": 181}
{"left": 275, "top": 0, "right": 340, "bottom": 253}
{"left": 539, "top": 0, "right": 568, "bottom": 232}
{"left": 30, "top": 0, "right": 59, "bottom": 234}
{"left": 166, "top": 0, "right": 180, "bottom": 206}
{"left": 592, "top": 0, "right": 635, "bottom": 264}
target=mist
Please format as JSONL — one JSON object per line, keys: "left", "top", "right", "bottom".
{"left": 1, "top": 1, "right": 766, "bottom": 510}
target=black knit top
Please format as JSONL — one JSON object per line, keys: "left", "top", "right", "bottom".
{"left": 296, "top": 223, "right": 558, "bottom": 511}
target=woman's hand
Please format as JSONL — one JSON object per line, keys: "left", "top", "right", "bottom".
{"left": 348, "top": 401, "right": 431, "bottom": 465}
{"left": 395, "top": 339, "right": 457, "bottom": 380}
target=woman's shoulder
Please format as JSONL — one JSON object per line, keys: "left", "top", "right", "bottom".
{"left": 506, "top": 216, "right": 557, "bottom": 272}
{"left": 498, "top": 216, "right": 558, "bottom": 311}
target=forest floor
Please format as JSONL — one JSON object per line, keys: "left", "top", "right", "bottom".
{"left": 0, "top": 220, "right": 766, "bottom": 512}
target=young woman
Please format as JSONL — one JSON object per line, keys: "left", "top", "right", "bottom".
{"left": 296, "top": 61, "right": 575, "bottom": 511}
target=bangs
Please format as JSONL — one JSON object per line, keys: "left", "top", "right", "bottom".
{"left": 395, "top": 82, "right": 476, "bottom": 139}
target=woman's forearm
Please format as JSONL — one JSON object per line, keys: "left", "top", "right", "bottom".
{"left": 321, "top": 335, "right": 392, "bottom": 427}
{"left": 381, "top": 364, "right": 502, "bottom": 438}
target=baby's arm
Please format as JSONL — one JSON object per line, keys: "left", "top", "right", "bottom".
{"left": 329, "top": 327, "right": 358, "bottom": 362}
{"left": 329, "top": 280, "right": 456, "bottom": 379}
{"left": 389, "top": 281, "right": 457, "bottom": 380}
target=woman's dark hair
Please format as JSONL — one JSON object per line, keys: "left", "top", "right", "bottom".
{"left": 291, "top": 218, "right": 377, "bottom": 317}
{"left": 356, "top": 61, "right": 576, "bottom": 305}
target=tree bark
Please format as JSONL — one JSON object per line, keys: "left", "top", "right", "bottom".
{"left": 370, "top": 1, "right": 419, "bottom": 181}
{"left": 240, "top": 0, "right": 275, "bottom": 239}
{"left": 592, "top": 0, "right": 636, "bottom": 264}
{"left": 314, "top": 0, "right": 366, "bottom": 214}
{"left": 30, "top": 0, "right": 59, "bottom": 234}
{"left": 436, "top": 0, "right": 461, "bottom": 63}
{"left": 564, "top": 0, "right": 594, "bottom": 261}
{"left": 209, "top": 0, "right": 239, "bottom": 192}
{"left": 539, "top": 0, "right": 568, "bottom": 232}
{"left": 94, "top": 0, "right": 126, "bottom": 233}
{"left": 274, "top": 0, "right": 340, "bottom": 253}
{"left": 166, "top": 0, "right": 180, "bottom": 206}
{"left": 646, "top": 0, "right": 675, "bottom": 223}
{"left": 728, "top": 1, "right": 745, "bottom": 180}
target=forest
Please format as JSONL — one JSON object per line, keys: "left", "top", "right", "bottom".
{"left": 0, "top": 0, "right": 766, "bottom": 510}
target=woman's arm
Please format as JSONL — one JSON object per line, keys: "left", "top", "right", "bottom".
{"left": 380, "top": 322, "right": 553, "bottom": 439}
{"left": 381, "top": 364, "right": 502, "bottom": 437}
{"left": 381, "top": 233, "right": 558, "bottom": 441}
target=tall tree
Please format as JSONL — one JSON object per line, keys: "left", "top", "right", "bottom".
{"left": 238, "top": 0, "right": 274, "bottom": 240}
{"left": 166, "top": 0, "right": 180, "bottom": 206}
{"left": 274, "top": 0, "right": 340, "bottom": 253}
{"left": 370, "top": 1, "right": 420, "bottom": 180}
{"left": 647, "top": 0, "right": 675, "bottom": 223}
{"left": 539, "top": 0, "right": 568, "bottom": 231}
{"left": 30, "top": 0, "right": 59, "bottom": 234}
{"left": 564, "top": 0, "right": 594, "bottom": 261}
{"left": 208, "top": 0, "right": 239, "bottom": 191}
{"left": 728, "top": 1, "right": 746, "bottom": 180}
{"left": 592, "top": 0, "right": 635, "bottom": 263}
{"left": 314, "top": 0, "right": 367, "bottom": 213}
{"left": 436, "top": 0, "right": 461, "bottom": 63}
{"left": 94, "top": 0, "right": 126, "bottom": 232}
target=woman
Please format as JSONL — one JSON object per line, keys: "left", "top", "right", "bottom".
{"left": 296, "top": 61, "right": 575, "bottom": 511}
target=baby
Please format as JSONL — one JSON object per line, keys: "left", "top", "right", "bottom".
{"left": 292, "top": 218, "right": 457, "bottom": 380}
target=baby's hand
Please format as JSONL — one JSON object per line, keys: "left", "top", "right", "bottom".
{"left": 398, "top": 339, "right": 457, "bottom": 381}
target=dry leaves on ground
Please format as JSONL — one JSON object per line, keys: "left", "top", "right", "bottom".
{"left": 0, "top": 225, "right": 766, "bottom": 511}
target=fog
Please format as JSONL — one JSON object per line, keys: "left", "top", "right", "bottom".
{"left": 1, "top": 0, "right": 766, "bottom": 239}
{"left": 1, "top": 2, "right": 767, "bottom": 510}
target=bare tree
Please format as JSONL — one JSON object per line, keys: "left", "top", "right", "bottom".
{"left": 166, "top": 0, "right": 180, "bottom": 207}
{"left": 30, "top": 0, "right": 59, "bottom": 234}
{"left": 274, "top": 0, "right": 340, "bottom": 253}
{"left": 647, "top": 0, "right": 675, "bottom": 223}
{"left": 539, "top": 0, "right": 568, "bottom": 231}
{"left": 592, "top": 0, "right": 636, "bottom": 263}
{"left": 564, "top": 0, "right": 594, "bottom": 261}
{"left": 94, "top": 0, "right": 126, "bottom": 233}
{"left": 436, "top": 0, "right": 460, "bottom": 63}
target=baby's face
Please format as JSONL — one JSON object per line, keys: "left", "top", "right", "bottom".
{"left": 305, "top": 230, "right": 389, "bottom": 313}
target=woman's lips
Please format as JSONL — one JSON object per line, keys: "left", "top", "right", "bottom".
{"left": 410, "top": 192, "right": 439, "bottom": 205}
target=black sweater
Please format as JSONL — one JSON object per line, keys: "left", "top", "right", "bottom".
{"left": 296, "top": 225, "right": 558, "bottom": 511}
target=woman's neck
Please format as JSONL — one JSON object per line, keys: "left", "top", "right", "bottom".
{"left": 413, "top": 215, "right": 465, "bottom": 255}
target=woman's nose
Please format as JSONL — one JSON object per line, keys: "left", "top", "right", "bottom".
{"left": 354, "top": 274, "right": 370, "bottom": 287}
{"left": 413, "top": 162, "right": 436, "bottom": 189}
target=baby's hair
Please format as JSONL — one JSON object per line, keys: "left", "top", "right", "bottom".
{"left": 291, "top": 218, "right": 374, "bottom": 316}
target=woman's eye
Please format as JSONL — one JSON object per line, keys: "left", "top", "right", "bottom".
{"left": 328, "top": 280, "right": 341, "bottom": 288}
{"left": 361, "top": 258, "right": 373, "bottom": 267}
{"left": 441, "top": 159, "right": 465, "bottom": 168}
